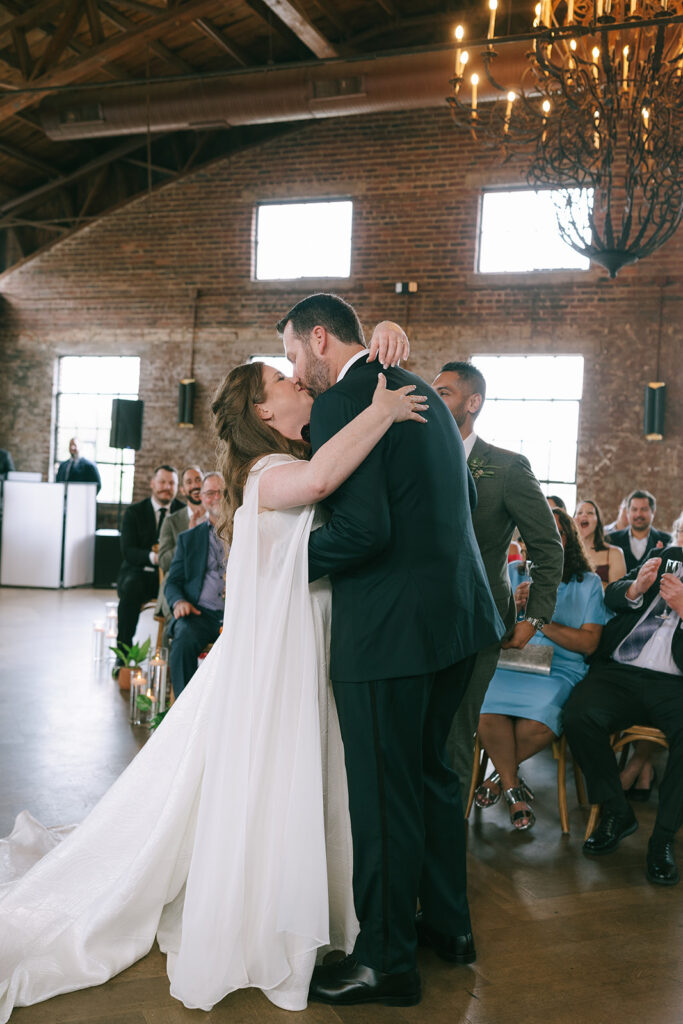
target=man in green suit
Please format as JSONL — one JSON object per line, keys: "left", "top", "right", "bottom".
{"left": 433, "top": 362, "right": 563, "bottom": 801}
{"left": 278, "top": 295, "right": 504, "bottom": 1007}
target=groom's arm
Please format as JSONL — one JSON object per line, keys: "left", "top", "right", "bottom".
{"left": 308, "top": 389, "right": 391, "bottom": 583}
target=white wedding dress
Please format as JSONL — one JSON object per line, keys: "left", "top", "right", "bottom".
{"left": 0, "top": 454, "right": 357, "bottom": 1021}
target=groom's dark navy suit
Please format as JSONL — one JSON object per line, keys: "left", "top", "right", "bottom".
{"left": 308, "top": 354, "right": 503, "bottom": 974}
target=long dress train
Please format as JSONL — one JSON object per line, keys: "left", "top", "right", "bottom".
{"left": 0, "top": 454, "right": 357, "bottom": 1021}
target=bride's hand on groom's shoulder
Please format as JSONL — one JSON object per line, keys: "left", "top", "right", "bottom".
{"left": 372, "top": 373, "right": 428, "bottom": 424}
{"left": 367, "top": 321, "right": 410, "bottom": 368}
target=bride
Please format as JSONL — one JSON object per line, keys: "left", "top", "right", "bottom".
{"left": 0, "top": 326, "right": 426, "bottom": 1021}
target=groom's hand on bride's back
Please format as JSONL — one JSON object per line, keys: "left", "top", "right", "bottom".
{"left": 173, "top": 600, "right": 201, "bottom": 619}
{"left": 367, "top": 321, "right": 410, "bottom": 368}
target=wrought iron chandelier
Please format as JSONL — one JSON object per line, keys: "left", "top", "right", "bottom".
{"left": 447, "top": 1, "right": 683, "bottom": 277}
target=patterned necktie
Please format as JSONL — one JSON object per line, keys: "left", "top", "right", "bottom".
{"left": 156, "top": 507, "right": 167, "bottom": 541}
{"left": 618, "top": 594, "right": 668, "bottom": 662}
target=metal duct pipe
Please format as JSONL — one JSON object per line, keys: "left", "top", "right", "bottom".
{"left": 40, "top": 46, "right": 529, "bottom": 140}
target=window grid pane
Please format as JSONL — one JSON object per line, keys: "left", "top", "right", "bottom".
{"left": 478, "top": 189, "right": 592, "bottom": 273}
{"left": 255, "top": 200, "right": 353, "bottom": 280}
{"left": 54, "top": 357, "right": 140, "bottom": 504}
{"left": 472, "top": 355, "right": 583, "bottom": 513}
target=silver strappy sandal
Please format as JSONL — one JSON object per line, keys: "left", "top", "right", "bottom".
{"left": 474, "top": 771, "right": 503, "bottom": 809}
{"left": 504, "top": 778, "right": 536, "bottom": 831}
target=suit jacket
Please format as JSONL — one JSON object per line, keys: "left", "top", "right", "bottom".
{"left": 56, "top": 456, "right": 102, "bottom": 492}
{"left": 609, "top": 526, "right": 672, "bottom": 573}
{"left": 119, "top": 496, "right": 184, "bottom": 575}
{"left": 164, "top": 521, "right": 211, "bottom": 611}
{"left": 308, "top": 356, "right": 504, "bottom": 683}
{"left": 468, "top": 436, "right": 563, "bottom": 635}
{"left": 593, "top": 545, "right": 683, "bottom": 671}
{"left": 155, "top": 505, "right": 191, "bottom": 617}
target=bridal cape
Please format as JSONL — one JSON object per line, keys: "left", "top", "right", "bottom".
{"left": 0, "top": 454, "right": 357, "bottom": 1020}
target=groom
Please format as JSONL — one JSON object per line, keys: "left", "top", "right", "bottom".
{"left": 278, "top": 294, "right": 504, "bottom": 1006}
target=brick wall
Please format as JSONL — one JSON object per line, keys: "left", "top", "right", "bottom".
{"left": 0, "top": 108, "right": 680, "bottom": 529}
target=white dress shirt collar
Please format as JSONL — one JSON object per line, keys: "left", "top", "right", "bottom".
{"left": 336, "top": 349, "right": 368, "bottom": 383}
{"left": 150, "top": 496, "right": 170, "bottom": 515}
{"left": 462, "top": 431, "right": 478, "bottom": 459}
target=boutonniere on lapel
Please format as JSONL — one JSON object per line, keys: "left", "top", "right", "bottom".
{"left": 468, "top": 456, "right": 497, "bottom": 480}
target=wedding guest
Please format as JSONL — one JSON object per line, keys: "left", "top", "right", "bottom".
{"left": 474, "top": 507, "right": 608, "bottom": 830}
{"left": 672, "top": 513, "right": 683, "bottom": 547}
{"left": 56, "top": 437, "right": 102, "bottom": 493}
{"left": 547, "top": 495, "right": 566, "bottom": 511}
{"left": 165, "top": 473, "right": 226, "bottom": 697}
{"left": 574, "top": 498, "right": 627, "bottom": 587}
{"left": 114, "top": 465, "right": 183, "bottom": 671}
{"left": 564, "top": 545, "right": 683, "bottom": 885}
{"left": 433, "top": 361, "right": 563, "bottom": 802}
{"left": 609, "top": 490, "right": 671, "bottom": 572}
{"left": 155, "top": 466, "right": 206, "bottom": 628}
{"left": 605, "top": 496, "right": 629, "bottom": 534}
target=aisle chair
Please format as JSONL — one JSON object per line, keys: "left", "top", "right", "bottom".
{"left": 466, "top": 731, "right": 587, "bottom": 834}
{"left": 584, "top": 726, "right": 669, "bottom": 840}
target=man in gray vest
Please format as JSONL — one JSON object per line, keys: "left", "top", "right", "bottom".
{"left": 433, "top": 361, "right": 564, "bottom": 800}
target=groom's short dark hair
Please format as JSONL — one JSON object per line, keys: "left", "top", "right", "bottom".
{"left": 276, "top": 293, "right": 366, "bottom": 347}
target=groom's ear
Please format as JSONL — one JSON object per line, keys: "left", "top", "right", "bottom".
{"left": 310, "top": 325, "right": 327, "bottom": 356}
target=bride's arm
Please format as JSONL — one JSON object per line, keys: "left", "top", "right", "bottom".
{"left": 259, "top": 374, "right": 427, "bottom": 511}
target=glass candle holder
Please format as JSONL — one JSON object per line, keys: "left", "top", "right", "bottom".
{"left": 147, "top": 647, "right": 169, "bottom": 714}
{"left": 92, "top": 620, "right": 105, "bottom": 661}
{"left": 129, "top": 670, "right": 156, "bottom": 726}
{"left": 105, "top": 601, "right": 118, "bottom": 641}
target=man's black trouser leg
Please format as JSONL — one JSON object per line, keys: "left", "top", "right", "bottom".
{"left": 116, "top": 570, "right": 158, "bottom": 650}
{"left": 170, "top": 610, "right": 221, "bottom": 697}
{"left": 564, "top": 661, "right": 683, "bottom": 837}
{"left": 332, "top": 655, "right": 475, "bottom": 975}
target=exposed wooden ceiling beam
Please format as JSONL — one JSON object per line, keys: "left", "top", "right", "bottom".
{"left": 193, "top": 16, "right": 250, "bottom": 65}
{"left": 30, "top": 0, "right": 85, "bottom": 81}
{"left": 97, "top": 0, "right": 194, "bottom": 73}
{"left": 251, "top": 0, "right": 338, "bottom": 58}
{"left": 0, "top": 0, "right": 220, "bottom": 122}
{"left": 373, "top": 0, "right": 401, "bottom": 15}
{"left": 242, "top": 0, "right": 317, "bottom": 58}
{"left": 11, "top": 27, "right": 32, "bottom": 78}
{"left": 84, "top": 0, "right": 105, "bottom": 45}
{"left": 0, "top": 135, "right": 159, "bottom": 215}
{"left": 0, "top": 138, "right": 60, "bottom": 176}
{"left": 0, "top": 1, "right": 66, "bottom": 45}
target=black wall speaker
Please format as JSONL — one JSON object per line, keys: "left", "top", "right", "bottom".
{"left": 110, "top": 398, "right": 144, "bottom": 450}
{"left": 178, "top": 379, "right": 195, "bottom": 427}
{"left": 643, "top": 382, "right": 666, "bottom": 441}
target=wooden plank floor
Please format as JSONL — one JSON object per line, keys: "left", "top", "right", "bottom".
{"left": 1, "top": 586, "right": 681, "bottom": 1024}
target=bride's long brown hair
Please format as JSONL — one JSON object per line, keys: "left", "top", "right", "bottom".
{"left": 211, "top": 361, "right": 309, "bottom": 543}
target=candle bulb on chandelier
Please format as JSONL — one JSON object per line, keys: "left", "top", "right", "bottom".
{"left": 504, "top": 91, "right": 515, "bottom": 133}
{"left": 596, "top": 0, "right": 603, "bottom": 17}
{"left": 593, "top": 110, "right": 600, "bottom": 149}
{"left": 622, "top": 45, "right": 629, "bottom": 89}
{"left": 629, "top": 0, "right": 636, "bottom": 13}
{"left": 471, "top": 73, "right": 479, "bottom": 115}
{"left": 592, "top": 46, "right": 600, "bottom": 80}
{"left": 567, "top": 0, "right": 574, "bottom": 21}
{"left": 488, "top": 0, "right": 498, "bottom": 39}
{"left": 541, "top": 98, "right": 551, "bottom": 141}
{"left": 454, "top": 24, "right": 464, "bottom": 77}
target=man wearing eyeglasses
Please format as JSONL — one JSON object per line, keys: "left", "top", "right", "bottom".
{"left": 165, "top": 472, "right": 228, "bottom": 697}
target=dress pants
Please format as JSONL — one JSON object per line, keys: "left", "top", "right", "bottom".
{"left": 170, "top": 608, "right": 222, "bottom": 697}
{"left": 332, "top": 654, "right": 475, "bottom": 975}
{"left": 564, "top": 660, "right": 683, "bottom": 837}
{"left": 116, "top": 568, "right": 159, "bottom": 651}
{"left": 446, "top": 640, "right": 501, "bottom": 804}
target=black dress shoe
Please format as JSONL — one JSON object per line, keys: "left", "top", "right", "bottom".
{"left": 646, "top": 838, "right": 679, "bottom": 886}
{"left": 583, "top": 808, "right": 638, "bottom": 856}
{"left": 415, "top": 912, "right": 476, "bottom": 964}
{"left": 308, "top": 955, "right": 421, "bottom": 1006}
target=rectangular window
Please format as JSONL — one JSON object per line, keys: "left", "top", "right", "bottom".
{"left": 478, "top": 188, "right": 592, "bottom": 273}
{"left": 54, "top": 356, "right": 141, "bottom": 504}
{"left": 471, "top": 354, "right": 584, "bottom": 512}
{"left": 255, "top": 199, "right": 353, "bottom": 280}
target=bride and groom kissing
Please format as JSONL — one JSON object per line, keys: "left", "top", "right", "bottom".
{"left": 0, "top": 293, "right": 503, "bottom": 1019}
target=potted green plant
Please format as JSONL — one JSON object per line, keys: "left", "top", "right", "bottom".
{"left": 109, "top": 637, "right": 151, "bottom": 691}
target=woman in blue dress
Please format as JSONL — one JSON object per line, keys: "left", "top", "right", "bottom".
{"left": 475, "top": 507, "right": 610, "bottom": 831}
